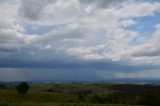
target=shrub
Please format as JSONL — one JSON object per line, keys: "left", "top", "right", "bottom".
{"left": 16, "top": 82, "right": 29, "bottom": 94}
{"left": 0, "top": 103, "right": 8, "bottom": 106}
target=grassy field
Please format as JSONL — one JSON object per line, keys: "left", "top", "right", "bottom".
{"left": 0, "top": 82, "right": 160, "bottom": 106}
{"left": 0, "top": 89, "right": 79, "bottom": 103}
{"left": 0, "top": 103, "right": 143, "bottom": 106}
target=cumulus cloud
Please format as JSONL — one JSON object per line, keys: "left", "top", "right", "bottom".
{"left": 116, "top": 2, "right": 160, "bottom": 18}
{"left": 0, "top": 0, "right": 160, "bottom": 81}
{"left": 18, "top": 0, "right": 56, "bottom": 21}
{"left": 131, "top": 24, "right": 160, "bottom": 65}
{"left": 79, "top": 0, "right": 127, "bottom": 8}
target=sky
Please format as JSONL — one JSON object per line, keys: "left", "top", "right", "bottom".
{"left": 0, "top": 0, "right": 160, "bottom": 81}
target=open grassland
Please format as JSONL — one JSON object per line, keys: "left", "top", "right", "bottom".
{"left": 0, "top": 82, "right": 160, "bottom": 105}
{"left": 0, "top": 89, "right": 79, "bottom": 103}
{"left": 0, "top": 103, "right": 143, "bottom": 106}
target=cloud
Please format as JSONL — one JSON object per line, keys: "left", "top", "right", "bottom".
{"left": 18, "top": 0, "right": 57, "bottom": 21}
{"left": 79, "top": 0, "right": 127, "bottom": 8}
{"left": 116, "top": 2, "right": 160, "bottom": 18}
{"left": 132, "top": 24, "right": 160, "bottom": 59}
{"left": 0, "top": 0, "right": 160, "bottom": 81}
{"left": 132, "top": 46, "right": 160, "bottom": 57}
{"left": 115, "top": 69, "right": 160, "bottom": 78}
{"left": 0, "top": 68, "right": 102, "bottom": 81}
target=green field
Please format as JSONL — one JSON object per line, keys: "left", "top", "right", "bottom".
{"left": 1, "top": 103, "right": 144, "bottom": 106}
{"left": 0, "top": 82, "right": 160, "bottom": 106}
{"left": 0, "top": 103, "right": 143, "bottom": 106}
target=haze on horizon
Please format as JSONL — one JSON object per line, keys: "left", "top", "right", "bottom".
{"left": 0, "top": 0, "right": 160, "bottom": 81}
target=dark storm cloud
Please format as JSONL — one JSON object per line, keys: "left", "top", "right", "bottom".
{"left": 0, "top": 49, "right": 159, "bottom": 73}
{"left": 0, "top": 46, "right": 17, "bottom": 52}
{"left": 0, "top": 68, "right": 102, "bottom": 81}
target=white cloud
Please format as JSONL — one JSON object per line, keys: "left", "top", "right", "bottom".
{"left": 18, "top": 0, "right": 57, "bottom": 21}
{"left": 79, "top": 0, "right": 127, "bottom": 8}
{"left": 0, "top": 0, "right": 160, "bottom": 80}
{"left": 67, "top": 47, "right": 91, "bottom": 55}
{"left": 116, "top": 2, "right": 160, "bottom": 18}
{"left": 119, "top": 19, "right": 137, "bottom": 28}
{"left": 130, "top": 23, "right": 160, "bottom": 65}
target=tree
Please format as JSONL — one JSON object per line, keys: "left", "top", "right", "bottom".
{"left": 16, "top": 82, "right": 29, "bottom": 94}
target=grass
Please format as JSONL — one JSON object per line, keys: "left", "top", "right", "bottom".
{"left": 0, "top": 89, "right": 144, "bottom": 106}
{"left": 0, "top": 89, "right": 79, "bottom": 103}
{"left": 1, "top": 83, "right": 154, "bottom": 106}
{"left": 0, "top": 103, "right": 143, "bottom": 106}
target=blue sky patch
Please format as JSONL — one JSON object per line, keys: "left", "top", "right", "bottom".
{"left": 125, "top": 12, "right": 160, "bottom": 35}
